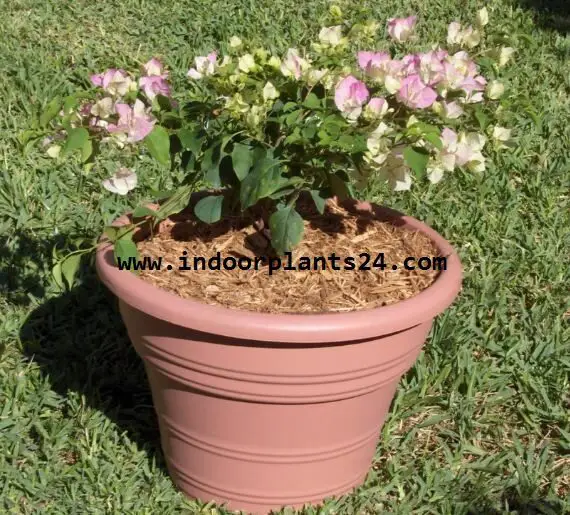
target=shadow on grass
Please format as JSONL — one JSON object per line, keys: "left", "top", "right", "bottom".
{"left": 467, "top": 495, "right": 565, "bottom": 514}
{"left": 19, "top": 272, "right": 167, "bottom": 472}
{"left": 0, "top": 232, "right": 67, "bottom": 307}
{"left": 515, "top": 0, "right": 570, "bottom": 33}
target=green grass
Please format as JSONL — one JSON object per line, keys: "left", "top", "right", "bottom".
{"left": 1, "top": 0, "right": 569, "bottom": 513}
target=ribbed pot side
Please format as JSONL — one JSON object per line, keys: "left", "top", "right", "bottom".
{"left": 96, "top": 202, "right": 462, "bottom": 515}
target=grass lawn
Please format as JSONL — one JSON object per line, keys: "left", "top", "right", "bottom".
{"left": 1, "top": 0, "right": 569, "bottom": 513}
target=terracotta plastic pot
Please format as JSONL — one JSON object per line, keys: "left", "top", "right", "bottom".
{"left": 95, "top": 200, "right": 462, "bottom": 514}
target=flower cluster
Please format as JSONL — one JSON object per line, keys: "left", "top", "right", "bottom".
{"left": 41, "top": 7, "right": 515, "bottom": 255}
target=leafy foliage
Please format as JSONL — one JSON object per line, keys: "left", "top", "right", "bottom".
{"left": 39, "top": 5, "right": 515, "bottom": 269}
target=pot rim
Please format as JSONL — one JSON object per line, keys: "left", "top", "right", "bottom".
{"left": 95, "top": 200, "right": 462, "bottom": 344}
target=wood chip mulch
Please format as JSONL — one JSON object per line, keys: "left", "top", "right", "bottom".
{"left": 135, "top": 198, "right": 443, "bottom": 314}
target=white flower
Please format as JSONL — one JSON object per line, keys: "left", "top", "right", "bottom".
{"left": 306, "top": 69, "right": 328, "bottom": 86}
{"left": 187, "top": 52, "right": 218, "bottom": 79}
{"left": 229, "top": 36, "right": 243, "bottom": 49}
{"left": 238, "top": 54, "right": 256, "bottom": 73}
{"left": 46, "top": 145, "right": 61, "bottom": 159}
{"left": 461, "top": 26, "right": 481, "bottom": 48}
{"left": 318, "top": 26, "right": 344, "bottom": 47}
{"left": 102, "top": 168, "right": 137, "bottom": 195}
{"left": 456, "top": 132, "right": 487, "bottom": 173}
{"left": 476, "top": 7, "right": 489, "bottom": 27}
{"left": 375, "top": 147, "right": 412, "bottom": 191}
{"left": 262, "top": 81, "right": 279, "bottom": 101}
{"left": 492, "top": 126, "right": 511, "bottom": 142}
{"left": 447, "top": 22, "right": 480, "bottom": 48}
{"left": 90, "top": 97, "right": 115, "bottom": 119}
{"left": 487, "top": 81, "right": 505, "bottom": 99}
{"left": 384, "top": 75, "right": 401, "bottom": 95}
{"left": 105, "top": 71, "right": 136, "bottom": 97}
{"left": 447, "top": 22, "right": 463, "bottom": 45}
{"left": 499, "top": 47, "right": 515, "bottom": 67}
{"left": 280, "top": 48, "right": 311, "bottom": 79}
{"left": 427, "top": 163, "right": 445, "bottom": 184}
{"left": 433, "top": 101, "right": 464, "bottom": 119}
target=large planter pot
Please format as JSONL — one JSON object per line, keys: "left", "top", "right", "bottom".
{"left": 95, "top": 200, "right": 462, "bottom": 514}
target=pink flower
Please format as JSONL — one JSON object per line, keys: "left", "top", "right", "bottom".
{"left": 401, "top": 54, "right": 420, "bottom": 75}
{"left": 358, "top": 51, "right": 390, "bottom": 71}
{"left": 90, "top": 73, "right": 105, "bottom": 87}
{"left": 334, "top": 76, "right": 369, "bottom": 120}
{"left": 143, "top": 58, "right": 166, "bottom": 77}
{"left": 106, "top": 99, "right": 155, "bottom": 143}
{"left": 387, "top": 16, "right": 417, "bottom": 43}
{"left": 358, "top": 51, "right": 393, "bottom": 83}
{"left": 139, "top": 58, "right": 171, "bottom": 100}
{"left": 396, "top": 75, "right": 437, "bottom": 109}
{"left": 460, "top": 75, "right": 487, "bottom": 94}
{"left": 139, "top": 75, "right": 171, "bottom": 100}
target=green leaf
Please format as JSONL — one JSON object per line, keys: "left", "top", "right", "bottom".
{"left": 231, "top": 143, "right": 253, "bottom": 180}
{"left": 61, "top": 254, "right": 81, "bottom": 289}
{"left": 52, "top": 261, "right": 64, "bottom": 290}
{"left": 269, "top": 187, "right": 297, "bottom": 200}
{"left": 202, "top": 145, "right": 223, "bottom": 187}
{"left": 194, "top": 195, "right": 224, "bottom": 223}
{"left": 149, "top": 188, "right": 176, "bottom": 200}
{"left": 145, "top": 126, "right": 171, "bottom": 166}
{"left": 40, "top": 97, "right": 62, "bottom": 128}
{"left": 178, "top": 128, "right": 204, "bottom": 154}
{"left": 104, "top": 226, "right": 120, "bottom": 242}
{"left": 423, "top": 132, "right": 443, "bottom": 150}
{"left": 132, "top": 206, "right": 158, "bottom": 219}
{"left": 114, "top": 235, "right": 140, "bottom": 274}
{"left": 62, "top": 128, "right": 89, "bottom": 156}
{"left": 81, "top": 139, "right": 93, "bottom": 163}
{"left": 63, "top": 95, "right": 79, "bottom": 114}
{"left": 403, "top": 146, "right": 429, "bottom": 178}
{"left": 155, "top": 186, "right": 192, "bottom": 220}
{"left": 284, "top": 128, "right": 302, "bottom": 145}
{"left": 155, "top": 94, "right": 173, "bottom": 112}
{"left": 285, "top": 110, "right": 301, "bottom": 126}
{"left": 239, "top": 157, "right": 284, "bottom": 208}
{"left": 302, "top": 126, "right": 317, "bottom": 140}
{"left": 282, "top": 101, "right": 298, "bottom": 112}
{"left": 269, "top": 205, "right": 305, "bottom": 255}
{"left": 414, "top": 122, "right": 440, "bottom": 134}
{"left": 310, "top": 189, "right": 329, "bottom": 214}
{"left": 474, "top": 108, "right": 491, "bottom": 131}
{"left": 303, "top": 92, "right": 321, "bottom": 109}
{"left": 338, "top": 134, "right": 355, "bottom": 149}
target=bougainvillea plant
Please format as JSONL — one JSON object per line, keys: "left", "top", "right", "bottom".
{"left": 36, "top": 7, "right": 515, "bottom": 284}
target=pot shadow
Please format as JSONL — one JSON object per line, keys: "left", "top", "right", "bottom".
{"left": 19, "top": 272, "right": 167, "bottom": 472}
{"left": 465, "top": 492, "right": 565, "bottom": 514}
{"left": 515, "top": 0, "right": 570, "bottom": 34}
{"left": 0, "top": 231, "right": 68, "bottom": 307}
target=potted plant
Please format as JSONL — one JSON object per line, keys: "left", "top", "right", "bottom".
{"left": 36, "top": 7, "right": 515, "bottom": 514}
